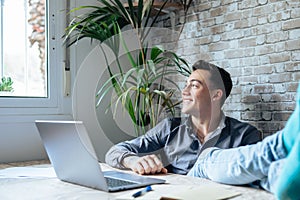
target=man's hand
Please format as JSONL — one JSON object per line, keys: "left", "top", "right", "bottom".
{"left": 122, "top": 155, "right": 168, "bottom": 175}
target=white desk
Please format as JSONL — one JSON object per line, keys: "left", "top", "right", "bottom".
{"left": 0, "top": 160, "right": 275, "bottom": 200}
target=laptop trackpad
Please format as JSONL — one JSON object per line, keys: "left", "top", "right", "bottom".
{"left": 103, "top": 171, "right": 166, "bottom": 184}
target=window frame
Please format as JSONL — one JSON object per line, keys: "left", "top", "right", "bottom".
{"left": 0, "top": 0, "right": 69, "bottom": 116}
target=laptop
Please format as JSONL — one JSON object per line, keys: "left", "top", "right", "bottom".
{"left": 35, "top": 120, "right": 165, "bottom": 192}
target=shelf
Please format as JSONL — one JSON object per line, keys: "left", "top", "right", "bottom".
{"left": 123, "top": 2, "right": 183, "bottom": 14}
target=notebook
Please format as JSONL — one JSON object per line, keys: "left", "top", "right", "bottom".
{"left": 35, "top": 120, "right": 165, "bottom": 192}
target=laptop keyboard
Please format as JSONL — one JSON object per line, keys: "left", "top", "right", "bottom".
{"left": 105, "top": 177, "right": 138, "bottom": 188}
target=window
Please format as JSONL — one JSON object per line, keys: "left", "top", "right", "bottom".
{"left": 0, "top": 0, "right": 69, "bottom": 115}
{"left": 0, "top": 1, "right": 71, "bottom": 163}
{"left": 0, "top": 0, "right": 47, "bottom": 97}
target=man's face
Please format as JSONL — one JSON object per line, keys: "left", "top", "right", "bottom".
{"left": 181, "top": 69, "right": 213, "bottom": 118}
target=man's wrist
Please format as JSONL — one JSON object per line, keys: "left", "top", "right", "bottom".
{"left": 122, "top": 155, "right": 138, "bottom": 168}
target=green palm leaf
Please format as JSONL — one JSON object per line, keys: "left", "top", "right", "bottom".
{"left": 64, "top": 0, "right": 193, "bottom": 135}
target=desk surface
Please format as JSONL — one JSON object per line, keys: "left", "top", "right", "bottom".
{"left": 0, "top": 160, "right": 275, "bottom": 200}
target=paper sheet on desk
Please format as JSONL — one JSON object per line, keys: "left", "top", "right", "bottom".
{"left": 0, "top": 166, "right": 56, "bottom": 179}
{"left": 116, "top": 185, "right": 240, "bottom": 200}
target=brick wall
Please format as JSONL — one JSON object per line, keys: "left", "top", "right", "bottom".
{"left": 159, "top": 0, "right": 300, "bottom": 137}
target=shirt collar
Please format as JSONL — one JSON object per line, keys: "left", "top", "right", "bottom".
{"left": 183, "top": 115, "right": 193, "bottom": 131}
{"left": 204, "top": 112, "right": 226, "bottom": 142}
{"left": 183, "top": 113, "right": 226, "bottom": 140}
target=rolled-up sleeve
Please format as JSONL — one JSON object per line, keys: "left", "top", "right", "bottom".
{"left": 105, "top": 119, "right": 170, "bottom": 169}
{"left": 105, "top": 144, "right": 138, "bottom": 169}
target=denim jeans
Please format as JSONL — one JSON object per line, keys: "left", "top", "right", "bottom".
{"left": 187, "top": 131, "right": 287, "bottom": 193}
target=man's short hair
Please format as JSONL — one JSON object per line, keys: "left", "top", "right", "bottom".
{"left": 192, "top": 60, "right": 233, "bottom": 100}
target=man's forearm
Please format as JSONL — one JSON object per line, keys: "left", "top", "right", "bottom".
{"left": 122, "top": 155, "right": 139, "bottom": 169}
{"left": 105, "top": 146, "right": 137, "bottom": 169}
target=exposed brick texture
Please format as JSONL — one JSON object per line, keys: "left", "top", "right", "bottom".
{"left": 159, "top": 0, "right": 300, "bottom": 137}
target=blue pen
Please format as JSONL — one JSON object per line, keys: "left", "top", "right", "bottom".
{"left": 132, "top": 185, "right": 152, "bottom": 198}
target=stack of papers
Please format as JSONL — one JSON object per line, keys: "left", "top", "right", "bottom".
{"left": 0, "top": 166, "right": 56, "bottom": 179}
{"left": 116, "top": 184, "right": 240, "bottom": 200}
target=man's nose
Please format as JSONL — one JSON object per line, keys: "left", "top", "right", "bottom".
{"left": 182, "top": 85, "right": 190, "bottom": 94}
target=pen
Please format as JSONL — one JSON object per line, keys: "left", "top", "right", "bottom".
{"left": 132, "top": 185, "right": 152, "bottom": 198}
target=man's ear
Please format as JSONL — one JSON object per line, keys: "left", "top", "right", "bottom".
{"left": 212, "top": 89, "right": 223, "bottom": 101}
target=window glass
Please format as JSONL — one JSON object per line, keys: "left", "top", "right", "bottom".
{"left": 0, "top": 0, "right": 46, "bottom": 97}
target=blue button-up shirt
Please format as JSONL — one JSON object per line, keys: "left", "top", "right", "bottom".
{"left": 105, "top": 116, "right": 261, "bottom": 174}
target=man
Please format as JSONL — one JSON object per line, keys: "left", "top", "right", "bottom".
{"left": 188, "top": 82, "right": 300, "bottom": 200}
{"left": 105, "top": 60, "right": 261, "bottom": 175}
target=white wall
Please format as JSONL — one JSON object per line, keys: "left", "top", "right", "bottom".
{"left": 68, "top": 0, "right": 139, "bottom": 162}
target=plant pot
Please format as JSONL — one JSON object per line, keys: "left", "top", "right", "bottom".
{"left": 0, "top": 91, "right": 13, "bottom": 97}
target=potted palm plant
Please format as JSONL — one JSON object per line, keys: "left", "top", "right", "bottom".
{"left": 64, "top": 0, "right": 192, "bottom": 135}
{"left": 0, "top": 76, "right": 14, "bottom": 96}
